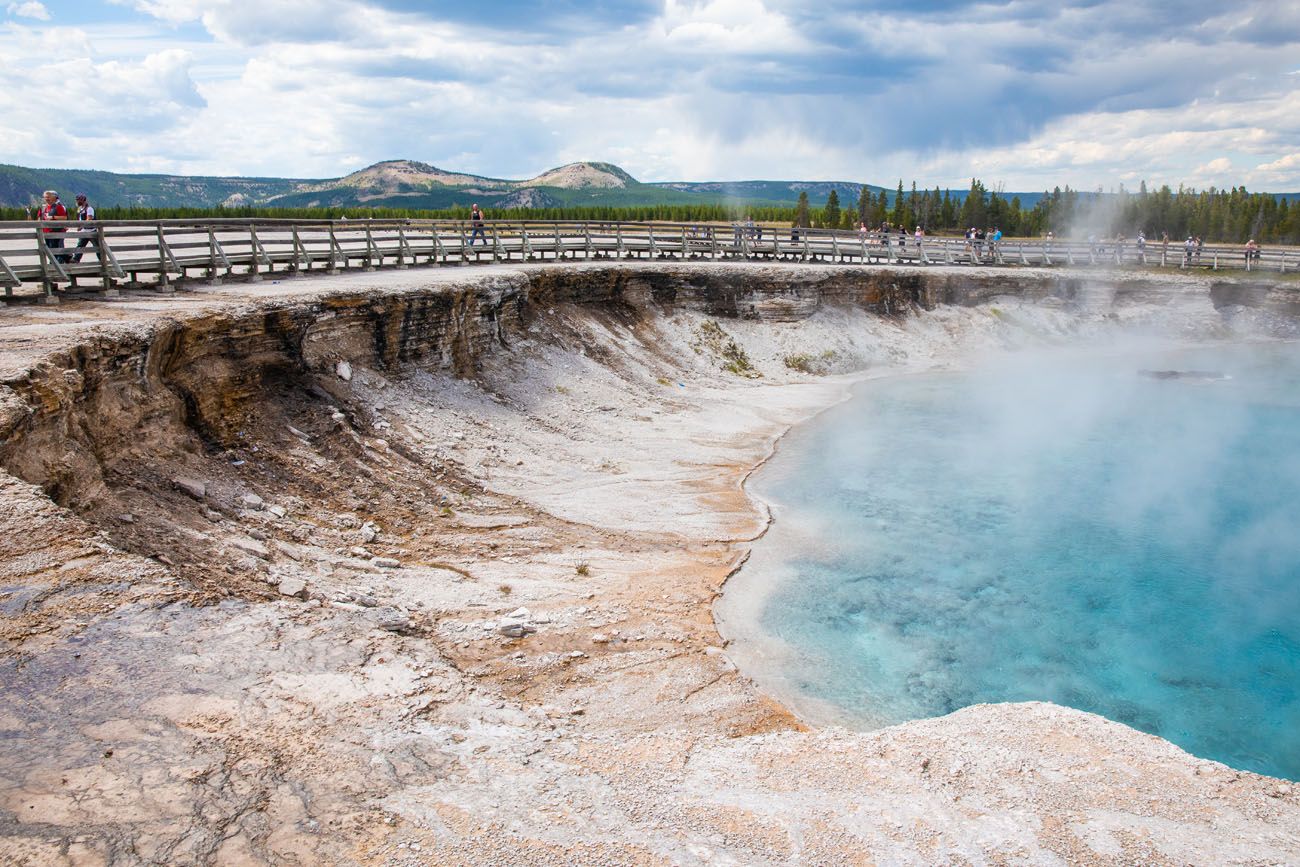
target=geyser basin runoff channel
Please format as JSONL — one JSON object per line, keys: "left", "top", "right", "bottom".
{"left": 719, "top": 340, "right": 1300, "bottom": 781}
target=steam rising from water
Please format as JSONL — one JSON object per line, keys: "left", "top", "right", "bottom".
{"left": 719, "top": 340, "right": 1300, "bottom": 780}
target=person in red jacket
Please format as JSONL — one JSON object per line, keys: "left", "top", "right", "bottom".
{"left": 37, "top": 190, "right": 70, "bottom": 264}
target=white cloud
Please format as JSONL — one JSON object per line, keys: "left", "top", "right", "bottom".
{"left": 6, "top": 1, "right": 49, "bottom": 20}
{"left": 1, "top": 0, "right": 1298, "bottom": 192}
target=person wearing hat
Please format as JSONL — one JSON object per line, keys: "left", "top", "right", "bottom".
{"left": 72, "top": 194, "right": 97, "bottom": 263}
{"left": 36, "top": 190, "right": 70, "bottom": 264}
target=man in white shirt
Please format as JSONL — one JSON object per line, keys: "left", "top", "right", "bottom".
{"left": 72, "top": 194, "right": 97, "bottom": 263}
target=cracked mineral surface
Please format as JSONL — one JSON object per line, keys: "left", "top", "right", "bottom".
{"left": 1, "top": 261, "right": 1299, "bottom": 865}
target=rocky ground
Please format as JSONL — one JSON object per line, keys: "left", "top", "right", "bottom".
{"left": 1, "top": 262, "right": 1299, "bottom": 866}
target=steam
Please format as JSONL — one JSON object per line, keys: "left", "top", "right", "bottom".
{"left": 722, "top": 333, "right": 1300, "bottom": 776}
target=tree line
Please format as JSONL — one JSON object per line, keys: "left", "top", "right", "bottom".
{"left": 3, "top": 181, "right": 1296, "bottom": 243}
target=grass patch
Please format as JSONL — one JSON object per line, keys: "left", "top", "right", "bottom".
{"left": 575, "top": 560, "right": 591, "bottom": 577}
{"left": 691, "top": 319, "right": 761, "bottom": 379}
{"left": 783, "top": 349, "right": 838, "bottom": 375}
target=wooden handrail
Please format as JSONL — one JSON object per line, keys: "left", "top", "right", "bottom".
{"left": 0, "top": 218, "right": 1293, "bottom": 303}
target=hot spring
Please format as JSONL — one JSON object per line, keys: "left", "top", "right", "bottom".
{"left": 718, "top": 339, "right": 1300, "bottom": 781}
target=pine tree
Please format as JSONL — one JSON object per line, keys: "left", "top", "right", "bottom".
{"left": 793, "top": 191, "right": 811, "bottom": 228}
{"left": 823, "top": 189, "right": 840, "bottom": 229}
{"left": 857, "top": 185, "right": 871, "bottom": 227}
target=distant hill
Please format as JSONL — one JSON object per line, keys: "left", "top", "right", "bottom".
{"left": 0, "top": 159, "right": 887, "bottom": 211}
{"left": 2, "top": 160, "right": 1295, "bottom": 213}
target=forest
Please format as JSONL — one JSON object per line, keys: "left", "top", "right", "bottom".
{"left": 3, "top": 180, "right": 1296, "bottom": 243}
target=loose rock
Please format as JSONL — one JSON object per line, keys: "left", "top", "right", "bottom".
{"left": 277, "top": 577, "right": 308, "bottom": 599}
{"left": 173, "top": 476, "right": 207, "bottom": 500}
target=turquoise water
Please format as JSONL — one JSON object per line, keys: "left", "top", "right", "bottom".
{"left": 729, "top": 342, "right": 1300, "bottom": 780}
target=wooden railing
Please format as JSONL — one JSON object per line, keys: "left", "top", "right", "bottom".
{"left": 1, "top": 218, "right": 1295, "bottom": 304}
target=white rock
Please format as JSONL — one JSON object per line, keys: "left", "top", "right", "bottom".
{"left": 231, "top": 537, "right": 270, "bottom": 559}
{"left": 505, "top": 607, "right": 531, "bottom": 621}
{"left": 267, "top": 504, "right": 287, "bottom": 518}
{"left": 278, "top": 577, "right": 308, "bottom": 599}
{"left": 373, "top": 607, "right": 411, "bottom": 633}
{"left": 336, "top": 360, "right": 352, "bottom": 381}
{"left": 240, "top": 493, "right": 264, "bottom": 510}
{"left": 372, "top": 556, "right": 401, "bottom": 569}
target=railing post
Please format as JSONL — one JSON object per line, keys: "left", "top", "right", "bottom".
{"left": 247, "top": 225, "right": 262, "bottom": 282}
{"left": 327, "top": 225, "right": 343, "bottom": 272}
{"left": 393, "top": 227, "right": 408, "bottom": 269}
{"left": 554, "top": 224, "right": 562, "bottom": 259}
{"left": 1213, "top": 253, "right": 1218, "bottom": 270}
{"left": 363, "top": 223, "right": 377, "bottom": 270}
{"left": 153, "top": 225, "right": 173, "bottom": 292}
{"left": 584, "top": 225, "right": 592, "bottom": 259}
{"left": 460, "top": 226, "right": 469, "bottom": 265}
{"left": 521, "top": 225, "right": 532, "bottom": 260}
{"left": 97, "top": 224, "right": 117, "bottom": 295}
{"left": 35, "top": 226, "right": 59, "bottom": 302}
{"left": 491, "top": 225, "right": 501, "bottom": 262}
{"left": 207, "top": 228, "right": 221, "bottom": 284}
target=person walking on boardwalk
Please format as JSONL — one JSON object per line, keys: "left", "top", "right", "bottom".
{"left": 468, "top": 203, "right": 485, "bottom": 246}
{"left": 37, "top": 190, "right": 70, "bottom": 264}
{"left": 72, "top": 194, "right": 97, "bottom": 263}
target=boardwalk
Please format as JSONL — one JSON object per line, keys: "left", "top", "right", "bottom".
{"left": 1, "top": 218, "right": 1294, "bottom": 304}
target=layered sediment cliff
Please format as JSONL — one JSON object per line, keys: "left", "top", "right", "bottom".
{"left": 1, "top": 262, "right": 1298, "bottom": 865}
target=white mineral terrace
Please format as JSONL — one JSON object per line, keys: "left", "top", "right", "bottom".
{"left": 0, "top": 261, "right": 1298, "bottom": 865}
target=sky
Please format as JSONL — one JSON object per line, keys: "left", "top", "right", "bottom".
{"left": 1, "top": 0, "right": 1299, "bottom": 191}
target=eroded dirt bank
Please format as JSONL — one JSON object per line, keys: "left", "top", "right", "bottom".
{"left": 2, "top": 262, "right": 1299, "bottom": 866}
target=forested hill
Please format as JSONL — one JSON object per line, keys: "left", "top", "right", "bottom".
{"left": 1, "top": 161, "right": 1297, "bottom": 243}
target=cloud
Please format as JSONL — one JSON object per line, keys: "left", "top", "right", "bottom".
{"left": 6, "top": 1, "right": 49, "bottom": 19}
{"left": 1, "top": 0, "right": 1298, "bottom": 191}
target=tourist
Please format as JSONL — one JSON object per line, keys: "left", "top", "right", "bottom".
{"left": 1183, "top": 235, "right": 1195, "bottom": 265}
{"left": 1136, "top": 230, "right": 1146, "bottom": 263}
{"left": 72, "top": 194, "right": 96, "bottom": 263}
{"left": 468, "top": 203, "right": 485, "bottom": 246}
{"left": 36, "top": 190, "right": 70, "bottom": 264}
{"left": 914, "top": 225, "right": 924, "bottom": 248}
{"left": 1245, "top": 239, "right": 1261, "bottom": 264}
{"left": 1195, "top": 236, "right": 1204, "bottom": 263}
